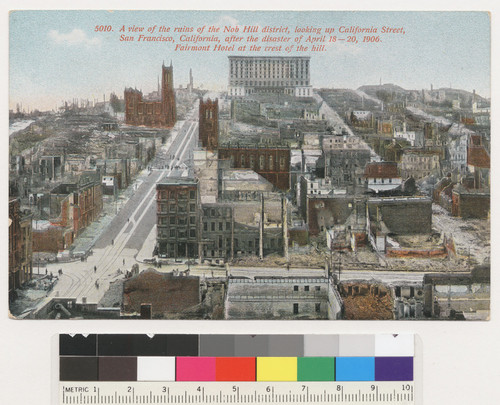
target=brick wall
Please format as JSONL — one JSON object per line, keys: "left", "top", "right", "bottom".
{"left": 33, "top": 227, "right": 66, "bottom": 253}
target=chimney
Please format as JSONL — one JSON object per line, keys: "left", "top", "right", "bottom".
{"left": 140, "top": 304, "right": 152, "bottom": 319}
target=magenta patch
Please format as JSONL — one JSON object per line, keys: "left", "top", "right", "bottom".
{"left": 176, "top": 357, "right": 216, "bottom": 381}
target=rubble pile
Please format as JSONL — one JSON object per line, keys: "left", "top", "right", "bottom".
{"left": 340, "top": 282, "right": 393, "bottom": 320}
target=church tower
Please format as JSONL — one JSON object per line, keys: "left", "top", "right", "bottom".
{"left": 161, "top": 62, "right": 176, "bottom": 127}
{"left": 199, "top": 98, "right": 219, "bottom": 150}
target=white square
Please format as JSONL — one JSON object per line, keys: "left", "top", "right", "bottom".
{"left": 137, "top": 357, "right": 176, "bottom": 381}
{"left": 375, "top": 334, "right": 414, "bottom": 356}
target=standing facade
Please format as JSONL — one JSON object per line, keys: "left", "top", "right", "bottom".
{"left": 200, "top": 203, "right": 233, "bottom": 261}
{"left": 218, "top": 146, "right": 291, "bottom": 191}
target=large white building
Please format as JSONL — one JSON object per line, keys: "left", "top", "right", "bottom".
{"left": 228, "top": 56, "right": 312, "bottom": 97}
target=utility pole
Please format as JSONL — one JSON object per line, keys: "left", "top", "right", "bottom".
{"left": 259, "top": 193, "right": 264, "bottom": 260}
{"left": 329, "top": 244, "right": 333, "bottom": 280}
{"left": 337, "top": 253, "right": 341, "bottom": 282}
{"left": 36, "top": 219, "right": 40, "bottom": 275}
{"left": 282, "top": 196, "right": 289, "bottom": 262}
{"left": 230, "top": 206, "right": 234, "bottom": 261}
{"left": 468, "top": 247, "right": 471, "bottom": 272}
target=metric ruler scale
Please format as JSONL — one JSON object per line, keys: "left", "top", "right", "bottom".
{"left": 60, "top": 382, "right": 415, "bottom": 404}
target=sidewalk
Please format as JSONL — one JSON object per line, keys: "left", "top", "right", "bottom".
{"left": 69, "top": 120, "right": 187, "bottom": 255}
{"left": 135, "top": 224, "right": 157, "bottom": 262}
{"left": 70, "top": 167, "right": 150, "bottom": 255}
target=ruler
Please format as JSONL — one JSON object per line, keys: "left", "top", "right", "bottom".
{"left": 59, "top": 381, "right": 415, "bottom": 404}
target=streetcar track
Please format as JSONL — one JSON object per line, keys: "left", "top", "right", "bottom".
{"left": 57, "top": 107, "right": 200, "bottom": 302}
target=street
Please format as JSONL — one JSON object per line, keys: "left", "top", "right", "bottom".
{"left": 44, "top": 101, "right": 200, "bottom": 303}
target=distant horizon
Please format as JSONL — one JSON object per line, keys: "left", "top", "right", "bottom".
{"left": 10, "top": 10, "right": 490, "bottom": 111}
{"left": 8, "top": 81, "right": 490, "bottom": 115}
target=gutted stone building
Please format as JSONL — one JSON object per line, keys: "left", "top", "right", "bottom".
{"left": 218, "top": 145, "right": 291, "bottom": 191}
{"left": 225, "top": 276, "right": 342, "bottom": 320}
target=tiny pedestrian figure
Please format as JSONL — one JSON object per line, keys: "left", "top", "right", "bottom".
{"left": 95, "top": 280, "right": 99, "bottom": 289}
{"left": 45, "top": 268, "right": 48, "bottom": 275}
{"left": 94, "top": 265, "right": 97, "bottom": 273}
{"left": 111, "top": 239, "right": 114, "bottom": 245}
{"left": 123, "top": 258, "right": 125, "bottom": 266}
{"left": 127, "top": 217, "right": 129, "bottom": 222}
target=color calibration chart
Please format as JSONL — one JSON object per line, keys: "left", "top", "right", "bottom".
{"left": 57, "top": 334, "right": 419, "bottom": 404}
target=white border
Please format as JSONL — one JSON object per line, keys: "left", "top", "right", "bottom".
{"left": 2, "top": 1, "right": 498, "bottom": 404}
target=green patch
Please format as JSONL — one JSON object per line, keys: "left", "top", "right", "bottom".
{"left": 297, "top": 357, "right": 335, "bottom": 381}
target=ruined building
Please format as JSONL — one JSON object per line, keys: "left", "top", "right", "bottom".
{"left": 9, "top": 199, "right": 33, "bottom": 301}
{"left": 218, "top": 146, "right": 291, "bottom": 191}
{"left": 124, "top": 63, "right": 176, "bottom": 128}
{"left": 199, "top": 98, "right": 219, "bottom": 150}
{"left": 50, "top": 171, "right": 103, "bottom": 238}
{"left": 225, "top": 276, "right": 343, "bottom": 320}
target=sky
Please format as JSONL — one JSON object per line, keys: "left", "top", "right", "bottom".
{"left": 9, "top": 10, "right": 491, "bottom": 112}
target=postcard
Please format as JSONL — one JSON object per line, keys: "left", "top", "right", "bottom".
{"left": 8, "top": 10, "right": 490, "bottom": 320}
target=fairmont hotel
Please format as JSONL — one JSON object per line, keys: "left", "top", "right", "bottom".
{"left": 228, "top": 56, "right": 312, "bottom": 98}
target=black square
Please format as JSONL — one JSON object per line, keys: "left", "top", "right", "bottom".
{"left": 166, "top": 334, "right": 198, "bottom": 356}
{"left": 97, "top": 334, "right": 168, "bottom": 356}
{"left": 60, "top": 334, "right": 97, "bottom": 356}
